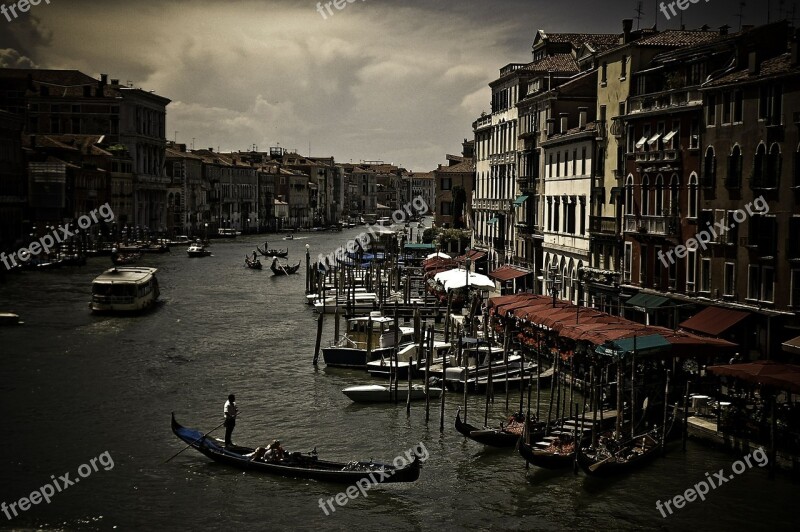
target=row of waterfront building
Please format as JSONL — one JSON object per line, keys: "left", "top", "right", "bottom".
{"left": 0, "top": 69, "right": 435, "bottom": 248}
{"left": 433, "top": 19, "right": 800, "bottom": 361}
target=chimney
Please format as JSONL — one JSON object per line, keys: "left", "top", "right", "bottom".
{"left": 100, "top": 74, "right": 108, "bottom": 86}
{"left": 748, "top": 50, "right": 760, "bottom": 75}
{"left": 622, "top": 19, "right": 633, "bottom": 43}
{"left": 578, "top": 107, "right": 588, "bottom": 129}
{"left": 560, "top": 113, "right": 569, "bottom": 134}
{"left": 719, "top": 25, "right": 730, "bottom": 36}
{"left": 546, "top": 118, "right": 555, "bottom": 137}
{"left": 111, "top": 79, "right": 119, "bottom": 86}
{"left": 208, "top": 147, "right": 214, "bottom": 153}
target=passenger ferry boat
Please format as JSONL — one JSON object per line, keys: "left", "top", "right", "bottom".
{"left": 90, "top": 267, "right": 160, "bottom": 313}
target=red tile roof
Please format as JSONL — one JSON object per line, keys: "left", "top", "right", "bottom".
{"left": 437, "top": 160, "right": 475, "bottom": 174}
{"left": 636, "top": 30, "right": 723, "bottom": 47}
{"left": 524, "top": 54, "right": 579, "bottom": 73}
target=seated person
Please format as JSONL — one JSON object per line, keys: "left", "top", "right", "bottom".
{"left": 245, "top": 446, "right": 269, "bottom": 461}
{"left": 264, "top": 439, "right": 285, "bottom": 461}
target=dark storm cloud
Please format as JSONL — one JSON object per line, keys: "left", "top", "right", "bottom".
{"left": 0, "top": 0, "right": 769, "bottom": 168}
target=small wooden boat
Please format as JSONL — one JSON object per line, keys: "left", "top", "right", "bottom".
{"left": 187, "top": 243, "right": 212, "bottom": 257}
{"left": 455, "top": 408, "right": 542, "bottom": 448}
{"left": 58, "top": 253, "right": 87, "bottom": 266}
{"left": 342, "top": 384, "right": 442, "bottom": 403}
{"left": 244, "top": 257, "right": 263, "bottom": 270}
{"left": 576, "top": 429, "right": 662, "bottom": 477}
{"left": 171, "top": 414, "right": 421, "bottom": 484}
{"left": 270, "top": 258, "right": 300, "bottom": 276}
{"left": 112, "top": 252, "right": 142, "bottom": 266}
{"left": 257, "top": 246, "right": 288, "bottom": 258}
{"left": 518, "top": 433, "right": 579, "bottom": 470}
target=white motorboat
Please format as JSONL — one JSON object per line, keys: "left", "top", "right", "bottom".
{"left": 322, "top": 312, "right": 415, "bottom": 368}
{"left": 187, "top": 243, "right": 211, "bottom": 257}
{"left": 342, "top": 384, "right": 442, "bottom": 403}
{"left": 90, "top": 267, "right": 160, "bottom": 313}
{"left": 313, "top": 292, "right": 378, "bottom": 314}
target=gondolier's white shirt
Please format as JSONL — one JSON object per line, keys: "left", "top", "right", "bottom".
{"left": 224, "top": 400, "right": 238, "bottom": 420}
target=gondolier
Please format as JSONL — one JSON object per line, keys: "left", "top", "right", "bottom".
{"left": 223, "top": 394, "right": 239, "bottom": 446}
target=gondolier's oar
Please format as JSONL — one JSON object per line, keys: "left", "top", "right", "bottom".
{"left": 164, "top": 419, "right": 227, "bottom": 463}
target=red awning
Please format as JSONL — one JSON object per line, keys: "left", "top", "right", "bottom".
{"left": 679, "top": 306, "right": 750, "bottom": 336}
{"left": 707, "top": 360, "right": 800, "bottom": 391}
{"left": 489, "top": 265, "right": 532, "bottom": 282}
{"left": 456, "top": 250, "right": 487, "bottom": 263}
{"left": 782, "top": 335, "right": 800, "bottom": 356}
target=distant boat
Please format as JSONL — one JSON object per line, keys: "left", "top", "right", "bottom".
{"left": 0, "top": 313, "right": 21, "bottom": 326}
{"left": 187, "top": 243, "right": 211, "bottom": 257}
{"left": 217, "top": 228, "right": 238, "bottom": 239}
{"left": 90, "top": 267, "right": 160, "bottom": 313}
{"left": 342, "top": 384, "right": 442, "bottom": 403}
{"left": 245, "top": 257, "right": 263, "bottom": 270}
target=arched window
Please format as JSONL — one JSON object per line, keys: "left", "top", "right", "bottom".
{"left": 702, "top": 146, "right": 716, "bottom": 189}
{"left": 625, "top": 175, "right": 634, "bottom": 215}
{"left": 655, "top": 175, "right": 664, "bottom": 216}
{"left": 641, "top": 175, "right": 650, "bottom": 216}
{"left": 669, "top": 174, "right": 680, "bottom": 216}
{"left": 766, "top": 143, "right": 781, "bottom": 189}
{"left": 688, "top": 173, "right": 698, "bottom": 218}
{"left": 752, "top": 143, "right": 766, "bottom": 188}
{"left": 727, "top": 145, "right": 743, "bottom": 189}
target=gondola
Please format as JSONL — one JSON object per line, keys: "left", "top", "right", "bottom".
{"left": 270, "top": 258, "right": 301, "bottom": 276}
{"left": 576, "top": 429, "right": 662, "bottom": 477}
{"left": 112, "top": 252, "right": 142, "bottom": 266}
{"left": 171, "top": 414, "right": 421, "bottom": 484}
{"left": 257, "top": 246, "right": 289, "bottom": 258}
{"left": 455, "top": 408, "right": 542, "bottom": 448}
{"left": 518, "top": 434, "right": 578, "bottom": 469}
{"left": 576, "top": 407, "right": 678, "bottom": 477}
{"left": 244, "top": 256, "right": 263, "bottom": 270}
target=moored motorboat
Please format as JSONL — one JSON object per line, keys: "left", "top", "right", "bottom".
{"left": 171, "top": 414, "right": 420, "bottom": 483}
{"left": 322, "top": 312, "right": 415, "bottom": 369}
{"left": 342, "top": 384, "right": 442, "bottom": 403}
{"left": 90, "top": 267, "right": 160, "bottom": 313}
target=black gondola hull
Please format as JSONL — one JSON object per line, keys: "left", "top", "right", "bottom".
{"left": 171, "top": 414, "right": 420, "bottom": 484}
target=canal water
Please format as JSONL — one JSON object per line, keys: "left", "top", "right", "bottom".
{"left": 0, "top": 228, "right": 796, "bottom": 531}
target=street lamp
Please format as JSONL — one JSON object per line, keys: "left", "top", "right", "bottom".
{"left": 546, "top": 263, "right": 562, "bottom": 308}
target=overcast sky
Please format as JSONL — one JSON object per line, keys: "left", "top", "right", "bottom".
{"left": 0, "top": 0, "right": 784, "bottom": 170}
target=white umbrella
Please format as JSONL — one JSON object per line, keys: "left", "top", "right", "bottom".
{"left": 434, "top": 268, "right": 495, "bottom": 291}
{"left": 426, "top": 252, "right": 451, "bottom": 260}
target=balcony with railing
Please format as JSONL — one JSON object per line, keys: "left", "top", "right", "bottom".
{"left": 623, "top": 214, "right": 679, "bottom": 237}
{"left": 473, "top": 114, "right": 493, "bottom": 131}
{"left": 628, "top": 89, "right": 702, "bottom": 115}
{"left": 611, "top": 117, "right": 624, "bottom": 137}
{"left": 589, "top": 216, "right": 617, "bottom": 235}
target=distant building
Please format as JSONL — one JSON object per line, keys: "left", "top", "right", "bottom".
{"left": 433, "top": 139, "right": 475, "bottom": 228}
{"left": 0, "top": 110, "right": 24, "bottom": 248}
